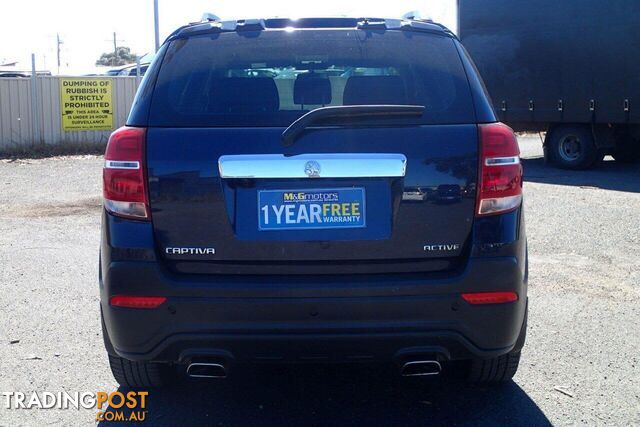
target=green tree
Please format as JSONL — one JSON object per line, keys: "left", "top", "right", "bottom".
{"left": 95, "top": 47, "right": 137, "bottom": 67}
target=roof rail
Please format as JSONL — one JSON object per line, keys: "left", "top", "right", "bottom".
{"left": 356, "top": 17, "right": 447, "bottom": 36}
{"left": 167, "top": 16, "right": 454, "bottom": 43}
{"left": 401, "top": 11, "right": 432, "bottom": 21}
{"left": 235, "top": 19, "right": 266, "bottom": 31}
{"left": 201, "top": 13, "right": 220, "bottom": 22}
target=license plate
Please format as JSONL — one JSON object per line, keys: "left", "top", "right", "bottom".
{"left": 258, "top": 188, "right": 366, "bottom": 231}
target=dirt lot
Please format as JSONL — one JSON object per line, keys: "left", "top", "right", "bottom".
{"left": 0, "top": 136, "right": 639, "bottom": 426}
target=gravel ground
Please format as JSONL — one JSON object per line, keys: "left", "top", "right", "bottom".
{"left": 0, "top": 136, "right": 639, "bottom": 426}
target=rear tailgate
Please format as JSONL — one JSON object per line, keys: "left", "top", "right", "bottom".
{"left": 142, "top": 27, "right": 480, "bottom": 274}
{"left": 147, "top": 125, "right": 477, "bottom": 273}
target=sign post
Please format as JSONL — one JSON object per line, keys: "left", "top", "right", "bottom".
{"left": 59, "top": 78, "right": 113, "bottom": 131}
{"left": 154, "top": 0, "right": 160, "bottom": 52}
{"left": 30, "top": 53, "right": 41, "bottom": 144}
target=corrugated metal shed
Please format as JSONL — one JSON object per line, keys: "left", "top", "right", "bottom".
{"left": 0, "top": 76, "right": 138, "bottom": 150}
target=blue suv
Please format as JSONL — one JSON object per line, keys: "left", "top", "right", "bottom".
{"left": 100, "top": 17, "right": 527, "bottom": 386}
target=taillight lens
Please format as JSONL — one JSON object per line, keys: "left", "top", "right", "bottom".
{"left": 462, "top": 291, "right": 518, "bottom": 305}
{"left": 103, "top": 126, "right": 149, "bottom": 220}
{"left": 110, "top": 296, "right": 166, "bottom": 309}
{"left": 477, "top": 123, "right": 523, "bottom": 216}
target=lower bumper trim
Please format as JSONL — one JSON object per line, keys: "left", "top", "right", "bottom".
{"left": 110, "top": 330, "right": 517, "bottom": 364}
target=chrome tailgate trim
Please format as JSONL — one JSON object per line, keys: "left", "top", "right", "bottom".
{"left": 218, "top": 153, "right": 407, "bottom": 179}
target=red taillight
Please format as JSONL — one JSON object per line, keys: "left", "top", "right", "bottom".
{"left": 103, "top": 126, "right": 149, "bottom": 220}
{"left": 477, "top": 123, "right": 523, "bottom": 216}
{"left": 461, "top": 291, "right": 518, "bottom": 305}
{"left": 109, "top": 296, "right": 166, "bottom": 309}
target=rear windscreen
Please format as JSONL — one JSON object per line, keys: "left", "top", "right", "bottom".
{"left": 149, "top": 29, "right": 475, "bottom": 126}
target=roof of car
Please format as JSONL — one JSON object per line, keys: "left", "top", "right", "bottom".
{"left": 166, "top": 17, "right": 455, "bottom": 44}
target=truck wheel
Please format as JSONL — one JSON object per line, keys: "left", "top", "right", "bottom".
{"left": 546, "top": 126, "right": 601, "bottom": 169}
{"left": 108, "top": 354, "right": 175, "bottom": 388}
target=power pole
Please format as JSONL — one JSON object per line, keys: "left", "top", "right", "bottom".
{"left": 56, "top": 33, "right": 63, "bottom": 74}
{"left": 153, "top": 0, "right": 160, "bottom": 52}
{"left": 106, "top": 33, "right": 126, "bottom": 67}
{"left": 113, "top": 32, "right": 117, "bottom": 66}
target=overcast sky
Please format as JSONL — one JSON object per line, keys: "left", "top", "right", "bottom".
{"left": 0, "top": 0, "right": 456, "bottom": 74}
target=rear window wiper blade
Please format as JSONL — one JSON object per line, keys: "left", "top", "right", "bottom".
{"left": 281, "top": 105, "right": 425, "bottom": 147}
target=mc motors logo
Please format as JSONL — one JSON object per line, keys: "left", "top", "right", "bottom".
{"left": 283, "top": 192, "right": 339, "bottom": 202}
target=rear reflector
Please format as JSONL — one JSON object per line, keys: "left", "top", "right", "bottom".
{"left": 103, "top": 126, "right": 149, "bottom": 220}
{"left": 477, "top": 123, "right": 523, "bottom": 216}
{"left": 461, "top": 292, "right": 518, "bottom": 305}
{"left": 109, "top": 296, "right": 167, "bottom": 309}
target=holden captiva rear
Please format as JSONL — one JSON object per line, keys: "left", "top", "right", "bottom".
{"left": 100, "top": 17, "right": 528, "bottom": 387}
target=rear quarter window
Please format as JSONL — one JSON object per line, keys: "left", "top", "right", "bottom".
{"left": 149, "top": 29, "right": 475, "bottom": 127}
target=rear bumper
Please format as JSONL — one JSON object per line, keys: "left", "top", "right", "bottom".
{"left": 103, "top": 323, "right": 526, "bottom": 365}
{"left": 100, "top": 232, "right": 527, "bottom": 364}
{"left": 101, "top": 207, "right": 528, "bottom": 364}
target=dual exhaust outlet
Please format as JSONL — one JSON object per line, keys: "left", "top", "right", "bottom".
{"left": 186, "top": 362, "right": 228, "bottom": 379}
{"left": 185, "top": 359, "right": 441, "bottom": 379}
{"left": 400, "top": 360, "right": 442, "bottom": 377}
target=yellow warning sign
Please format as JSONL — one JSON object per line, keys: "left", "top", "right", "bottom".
{"left": 60, "top": 78, "right": 113, "bottom": 131}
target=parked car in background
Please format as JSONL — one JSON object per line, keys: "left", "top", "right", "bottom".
{"left": 117, "top": 63, "right": 150, "bottom": 76}
{"left": 104, "top": 68, "right": 124, "bottom": 76}
{"left": 0, "top": 72, "right": 29, "bottom": 77}
{"left": 103, "top": 64, "right": 149, "bottom": 77}
{"left": 0, "top": 69, "right": 52, "bottom": 77}
{"left": 100, "top": 17, "right": 528, "bottom": 388}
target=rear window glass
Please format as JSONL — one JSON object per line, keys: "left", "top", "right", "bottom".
{"left": 149, "top": 30, "right": 475, "bottom": 126}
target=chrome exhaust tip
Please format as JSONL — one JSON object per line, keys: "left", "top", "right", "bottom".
{"left": 401, "top": 360, "right": 442, "bottom": 377}
{"left": 186, "top": 362, "right": 227, "bottom": 379}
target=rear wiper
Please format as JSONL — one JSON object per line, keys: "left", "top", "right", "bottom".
{"left": 281, "top": 105, "right": 425, "bottom": 147}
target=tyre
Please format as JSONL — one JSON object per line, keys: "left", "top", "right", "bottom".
{"left": 467, "top": 350, "right": 521, "bottom": 383}
{"left": 108, "top": 354, "right": 175, "bottom": 388}
{"left": 545, "top": 125, "right": 602, "bottom": 169}
{"left": 467, "top": 305, "right": 527, "bottom": 383}
{"left": 102, "top": 313, "right": 175, "bottom": 388}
